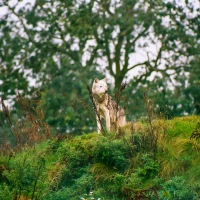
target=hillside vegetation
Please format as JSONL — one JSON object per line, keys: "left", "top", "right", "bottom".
{"left": 0, "top": 116, "right": 200, "bottom": 200}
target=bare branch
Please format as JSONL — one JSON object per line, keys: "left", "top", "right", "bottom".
{"left": 128, "top": 61, "right": 149, "bottom": 71}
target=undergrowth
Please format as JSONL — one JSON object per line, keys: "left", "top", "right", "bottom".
{"left": 0, "top": 94, "right": 200, "bottom": 199}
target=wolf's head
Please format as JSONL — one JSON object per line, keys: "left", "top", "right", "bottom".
{"left": 92, "top": 78, "right": 108, "bottom": 99}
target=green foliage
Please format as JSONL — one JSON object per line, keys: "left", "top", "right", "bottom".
{"left": 40, "top": 64, "right": 101, "bottom": 133}
{"left": 0, "top": 116, "right": 200, "bottom": 199}
{"left": 136, "top": 154, "right": 160, "bottom": 179}
{"left": 159, "top": 176, "right": 199, "bottom": 200}
{"left": 44, "top": 173, "right": 95, "bottom": 200}
{"left": 0, "top": 183, "right": 13, "bottom": 200}
{"left": 0, "top": 0, "right": 199, "bottom": 133}
{"left": 166, "top": 116, "right": 199, "bottom": 137}
{"left": 92, "top": 139, "right": 129, "bottom": 171}
{"left": 127, "top": 75, "right": 200, "bottom": 119}
{"left": 186, "top": 57, "right": 200, "bottom": 114}
{"left": 2, "top": 152, "right": 46, "bottom": 199}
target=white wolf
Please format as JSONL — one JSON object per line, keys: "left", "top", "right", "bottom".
{"left": 92, "top": 78, "right": 126, "bottom": 133}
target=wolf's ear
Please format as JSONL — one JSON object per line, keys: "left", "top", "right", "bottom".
{"left": 102, "top": 77, "right": 107, "bottom": 82}
{"left": 94, "top": 78, "right": 99, "bottom": 83}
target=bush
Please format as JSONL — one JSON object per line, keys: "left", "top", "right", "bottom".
{"left": 0, "top": 184, "right": 13, "bottom": 200}
{"left": 92, "top": 139, "right": 129, "bottom": 171}
{"left": 44, "top": 173, "right": 95, "bottom": 200}
{"left": 2, "top": 152, "right": 46, "bottom": 199}
{"left": 159, "top": 176, "right": 198, "bottom": 200}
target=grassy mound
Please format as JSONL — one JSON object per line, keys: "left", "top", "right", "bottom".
{"left": 0, "top": 116, "right": 200, "bottom": 199}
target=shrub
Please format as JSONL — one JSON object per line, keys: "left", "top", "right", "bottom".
{"left": 92, "top": 139, "right": 129, "bottom": 171}
{"left": 0, "top": 184, "right": 13, "bottom": 200}
{"left": 44, "top": 173, "right": 95, "bottom": 200}
{"left": 159, "top": 176, "right": 198, "bottom": 200}
{"left": 2, "top": 152, "right": 46, "bottom": 199}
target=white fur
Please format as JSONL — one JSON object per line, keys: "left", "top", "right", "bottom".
{"left": 92, "top": 78, "right": 126, "bottom": 133}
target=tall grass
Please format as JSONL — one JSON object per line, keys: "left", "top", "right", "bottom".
{"left": 0, "top": 93, "right": 50, "bottom": 154}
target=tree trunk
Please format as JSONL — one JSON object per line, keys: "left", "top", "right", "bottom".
{"left": 114, "top": 73, "right": 125, "bottom": 90}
